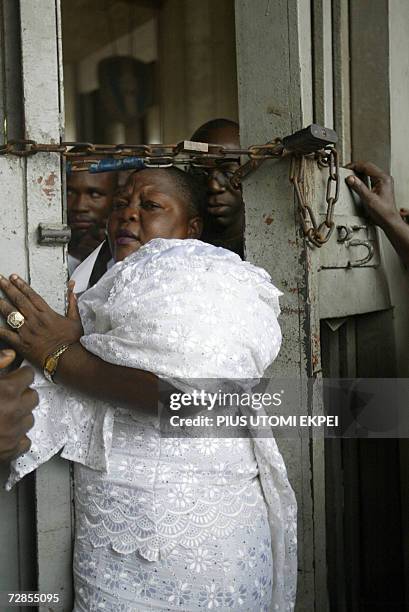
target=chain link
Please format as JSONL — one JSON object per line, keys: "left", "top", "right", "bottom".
{"left": 290, "top": 147, "right": 340, "bottom": 247}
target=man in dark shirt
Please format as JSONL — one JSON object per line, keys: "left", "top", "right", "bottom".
{"left": 190, "top": 119, "right": 244, "bottom": 257}
{"left": 67, "top": 162, "right": 117, "bottom": 274}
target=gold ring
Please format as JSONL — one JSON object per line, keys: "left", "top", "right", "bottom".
{"left": 7, "top": 311, "right": 25, "bottom": 329}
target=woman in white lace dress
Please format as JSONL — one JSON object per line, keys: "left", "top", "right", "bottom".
{"left": 0, "top": 168, "right": 297, "bottom": 611}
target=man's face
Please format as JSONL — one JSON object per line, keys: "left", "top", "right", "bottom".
{"left": 193, "top": 125, "right": 243, "bottom": 229}
{"left": 107, "top": 170, "right": 201, "bottom": 262}
{"left": 67, "top": 171, "right": 116, "bottom": 260}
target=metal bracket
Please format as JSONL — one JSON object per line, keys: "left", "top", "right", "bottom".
{"left": 336, "top": 224, "right": 367, "bottom": 243}
{"left": 336, "top": 224, "right": 374, "bottom": 267}
{"left": 38, "top": 223, "right": 71, "bottom": 245}
{"left": 346, "top": 239, "right": 374, "bottom": 268}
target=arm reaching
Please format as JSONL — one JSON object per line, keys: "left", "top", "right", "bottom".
{"left": 0, "top": 275, "right": 159, "bottom": 413}
{"left": 0, "top": 350, "right": 38, "bottom": 461}
{"left": 346, "top": 161, "right": 409, "bottom": 267}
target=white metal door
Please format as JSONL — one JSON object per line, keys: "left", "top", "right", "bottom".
{"left": 0, "top": 1, "right": 72, "bottom": 610}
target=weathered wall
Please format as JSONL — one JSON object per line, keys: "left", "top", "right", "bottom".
{"left": 234, "top": 1, "right": 324, "bottom": 610}
{"left": 0, "top": 1, "right": 73, "bottom": 610}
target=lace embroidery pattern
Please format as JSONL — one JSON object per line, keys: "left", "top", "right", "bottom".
{"left": 75, "top": 467, "right": 265, "bottom": 561}
{"left": 73, "top": 510, "right": 274, "bottom": 611}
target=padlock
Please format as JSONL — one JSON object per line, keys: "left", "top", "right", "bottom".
{"left": 283, "top": 124, "right": 338, "bottom": 155}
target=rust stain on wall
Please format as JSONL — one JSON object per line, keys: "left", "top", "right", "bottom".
{"left": 45, "top": 172, "right": 57, "bottom": 187}
{"left": 34, "top": 172, "right": 58, "bottom": 202}
{"left": 311, "top": 332, "right": 321, "bottom": 371}
{"left": 263, "top": 213, "right": 274, "bottom": 225}
{"left": 43, "top": 188, "right": 55, "bottom": 198}
{"left": 280, "top": 305, "right": 302, "bottom": 315}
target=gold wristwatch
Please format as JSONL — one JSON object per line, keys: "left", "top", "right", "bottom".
{"left": 43, "top": 344, "right": 70, "bottom": 383}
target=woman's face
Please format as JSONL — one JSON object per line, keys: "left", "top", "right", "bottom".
{"left": 107, "top": 170, "right": 202, "bottom": 262}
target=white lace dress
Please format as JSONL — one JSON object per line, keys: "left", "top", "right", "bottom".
{"left": 7, "top": 239, "right": 297, "bottom": 611}
{"left": 74, "top": 420, "right": 274, "bottom": 611}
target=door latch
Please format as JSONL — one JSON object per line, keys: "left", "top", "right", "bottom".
{"left": 38, "top": 223, "right": 71, "bottom": 245}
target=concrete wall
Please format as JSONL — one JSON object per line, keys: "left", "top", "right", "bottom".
{"left": 234, "top": 1, "right": 322, "bottom": 609}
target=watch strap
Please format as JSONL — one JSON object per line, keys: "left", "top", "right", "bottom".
{"left": 43, "top": 344, "right": 70, "bottom": 383}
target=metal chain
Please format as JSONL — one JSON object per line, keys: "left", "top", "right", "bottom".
{"left": 0, "top": 137, "right": 340, "bottom": 248}
{"left": 0, "top": 138, "right": 285, "bottom": 189}
{"left": 289, "top": 147, "right": 340, "bottom": 247}
{"left": 0, "top": 138, "right": 284, "bottom": 162}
